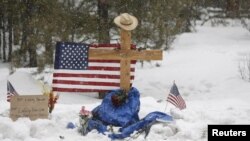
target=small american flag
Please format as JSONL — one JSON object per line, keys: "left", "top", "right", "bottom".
{"left": 52, "top": 43, "right": 136, "bottom": 93}
{"left": 167, "top": 82, "right": 186, "bottom": 110}
{"left": 7, "top": 80, "right": 18, "bottom": 102}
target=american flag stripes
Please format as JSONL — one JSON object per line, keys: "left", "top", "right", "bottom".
{"left": 52, "top": 43, "right": 136, "bottom": 93}
{"left": 7, "top": 80, "right": 18, "bottom": 102}
{"left": 167, "top": 83, "right": 186, "bottom": 110}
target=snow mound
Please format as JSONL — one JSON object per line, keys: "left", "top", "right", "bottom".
{"left": 8, "top": 71, "right": 44, "bottom": 95}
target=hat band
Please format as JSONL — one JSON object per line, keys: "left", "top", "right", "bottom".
{"left": 121, "top": 22, "right": 133, "bottom": 26}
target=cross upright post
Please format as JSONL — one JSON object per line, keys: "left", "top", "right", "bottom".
{"left": 120, "top": 29, "right": 132, "bottom": 91}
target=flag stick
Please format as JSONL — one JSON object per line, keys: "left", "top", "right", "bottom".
{"left": 164, "top": 98, "right": 169, "bottom": 112}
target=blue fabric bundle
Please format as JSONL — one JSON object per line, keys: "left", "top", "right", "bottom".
{"left": 85, "top": 87, "right": 173, "bottom": 139}
{"left": 92, "top": 87, "right": 140, "bottom": 127}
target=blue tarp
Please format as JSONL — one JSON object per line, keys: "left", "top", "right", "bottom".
{"left": 85, "top": 87, "right": 173, "bottom": 139}
{"left": 109, "top": 111, "right": 173, "bottom": 139}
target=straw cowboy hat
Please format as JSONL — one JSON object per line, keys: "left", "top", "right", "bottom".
{"left": 114, "top": 13, "right": 138, "bottom": 31}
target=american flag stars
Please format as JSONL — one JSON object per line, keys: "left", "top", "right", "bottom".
{"left": 55, "top": 42, "right": 89, "bottom": 70}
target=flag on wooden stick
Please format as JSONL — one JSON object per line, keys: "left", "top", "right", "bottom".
{"left": 167, "top": 82, "right": 186, "bottom": 110}
{"left": 52, "top": 43, "right": 136, "bottom": 93}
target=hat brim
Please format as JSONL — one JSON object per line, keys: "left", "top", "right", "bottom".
{"left": 114, "top": 15, "right": 138, "bottom": 31}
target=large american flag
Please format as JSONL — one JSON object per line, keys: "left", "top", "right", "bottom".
{"left": 167, "top": 83, "right": 186, "bottom": 110}
{"left": 7, "top": 80, "right": 18, "bottom": 102}
{"left": 52, "top": 42, "right": 136, "bottom": 93}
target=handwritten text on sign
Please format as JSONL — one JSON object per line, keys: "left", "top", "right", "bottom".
{"left": 10, "top": 95, "right": 48, "bottom": 121}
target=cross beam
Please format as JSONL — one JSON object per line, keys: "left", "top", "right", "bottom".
{"left": 89, "top": 29, "right": 163, "bottom": 92}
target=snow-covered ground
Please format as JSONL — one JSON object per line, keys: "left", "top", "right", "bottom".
{"left": 1, "top": 21, "right": 250, "bottom": 141}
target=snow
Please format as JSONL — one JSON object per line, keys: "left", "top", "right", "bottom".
{"left": 1, "top": 21, "right": 250, "bottom": 141}
{"left": 8, "top": 72, "right": 44, "bottom": 95}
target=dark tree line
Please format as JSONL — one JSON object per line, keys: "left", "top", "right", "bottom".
{"left": 0, "top": 0, "right": 249, "bottom": 70}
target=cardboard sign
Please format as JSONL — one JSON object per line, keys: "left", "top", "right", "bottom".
{"left": 10, "top": 95, "right": 48, "bottom": 121}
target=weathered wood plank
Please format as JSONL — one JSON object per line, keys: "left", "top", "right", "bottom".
{"left": 120, "top": 29, "right": 131, "bottom": 51}
{"left": 120, "top": 59, "right": 131, "bottom": 91}
{"left": 120, "top": 30, "right": 132, "bottom": 91}
{"left": 89, "top": 49, "right": 163, "bottom": 60}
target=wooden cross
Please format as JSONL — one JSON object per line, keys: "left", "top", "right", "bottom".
{"left": 89, "top": 29, "right": 162, "bottom": 92}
